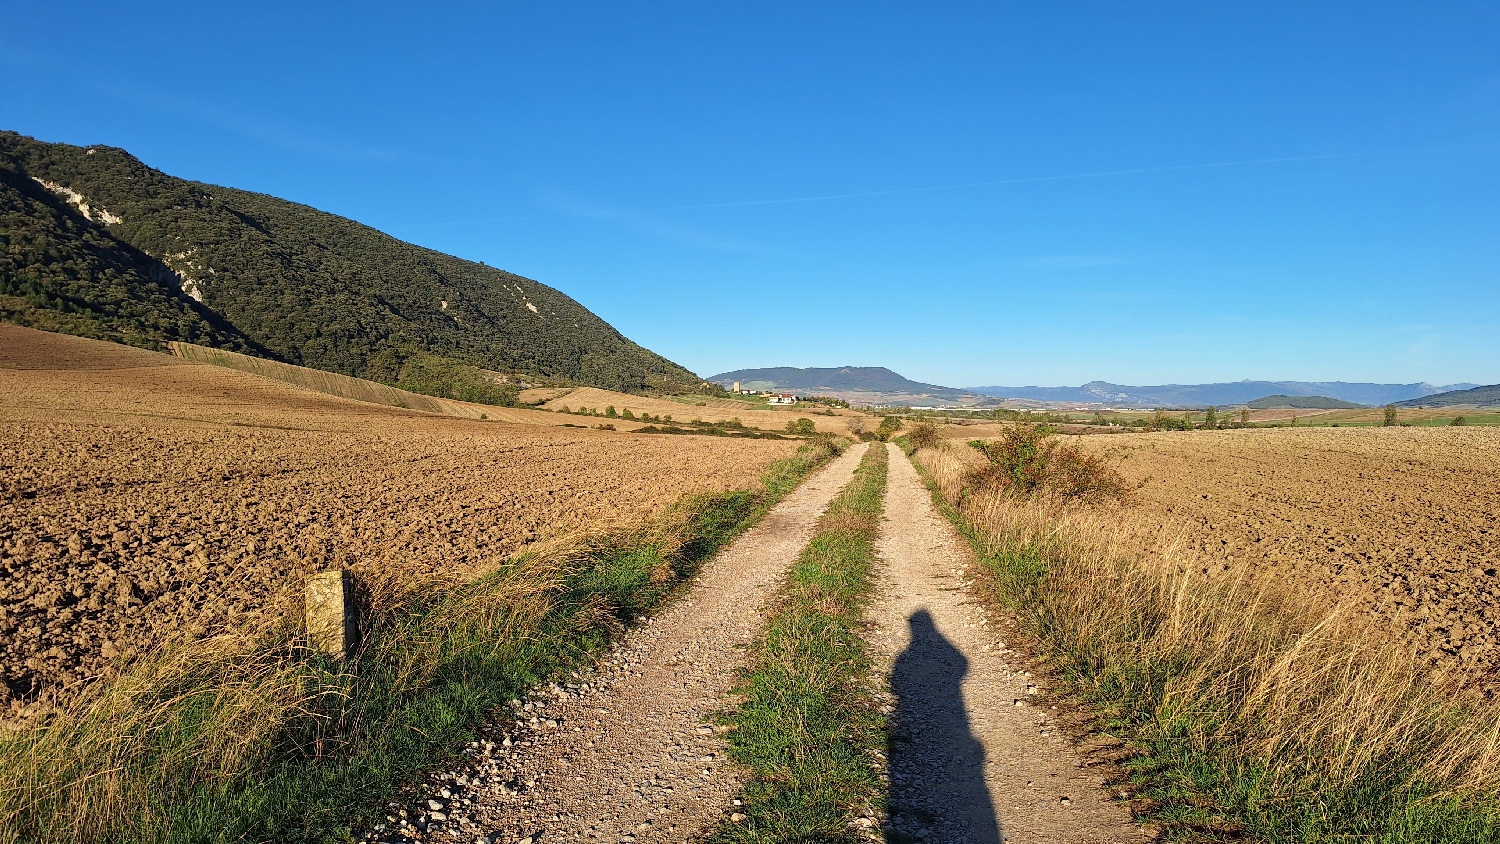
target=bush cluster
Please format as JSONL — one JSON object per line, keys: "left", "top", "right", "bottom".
{"left": 905, "top": 421, "right": 942, "bottom": 451}
{"left": 964, "top": 424, "right": 1129, "bottom": 502}
{"left": 784, "top": 418, "right": 817, "bottom": 435}
{"left": 875, "top": 416, "right": 903, "bottom": 441}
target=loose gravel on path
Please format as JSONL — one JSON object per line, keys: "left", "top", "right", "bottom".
{"left": 366, "top": 443, "right": 870, "bottom": 844}
{"left": 871, "top": 444, "right": 1148, "bottom": 844}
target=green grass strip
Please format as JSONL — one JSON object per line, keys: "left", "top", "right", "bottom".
{"left": 710, "top": 442, "right": 889, "bottom": 844}
{"left": 0, "top": 439, "right": 847, "bottom": 844}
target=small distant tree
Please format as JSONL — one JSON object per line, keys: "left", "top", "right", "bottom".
{"left": 1290, "top": 414, "right": 1299, "bottom": 427}
{"left": 1384, "top": 404, "right": 1398, "bottom": 426}
{"left": 1092, "top": 412, "right": 1107, "bottom": 426}
{"left": 605, "top": 405, "right": 617, "bottom": 418}
{"left": 1240, "top": 407, "right": 1251, "bottom": 425}
{"left": 785, "top": 418, "right": 817, "bottom": 435}
{"left": 1452, "top": 416, "right": 1468, "bottom": 426}
{"left": 621, "top": 408, "right": 636, "bottom": 420}
{"left": 876, "top": 416, "right": 904, "bottom": 440}
{"left": 908, "top": 422, "right": 941, "bottom": 450}
{"left": 1204, "top": 406, "right": 1218, "bottom": 429}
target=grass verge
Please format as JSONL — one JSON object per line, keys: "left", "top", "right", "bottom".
{"left": 908, "top": 442, "right": 1500, "bottom": 843}
{"left": 0, "top": 438, "right": 847, "bottom": 844}
{"left": 709, "top": 442, "right": 889, "bottom": 844}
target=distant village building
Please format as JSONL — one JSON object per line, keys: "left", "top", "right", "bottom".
{"left": 732, "top": 381, "right": 741, "bottom": 392}
{"left": 767, "top": 393, "right": 798, "bottom": 405}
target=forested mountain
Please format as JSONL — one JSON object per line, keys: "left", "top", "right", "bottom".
{"left": 0, "top": 157, "right": 260, "bottom": 353}
{"left": 0, "top": 131, "right": 698, "bottom": 393}
{"left": 709, "top": 366, "right": 991, "bottom": 405}
{"left": 1245, "top": 395, "right": 1366, "bottom": 409}
{"left": 1395, "top": 384, "right": 1500, "bottom": 408}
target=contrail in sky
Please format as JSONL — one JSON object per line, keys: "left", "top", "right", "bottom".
{"left": 414, "top": 149, "right": 1384, "bottom": 226}
{"left": 664, "top": 150, "right": 1383, "bottom": 211}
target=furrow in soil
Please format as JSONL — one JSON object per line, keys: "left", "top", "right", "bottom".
{"left": 368, "top": 442, "right": 869, "bottom": 844}
{"left": 871, "top": 444, "right": 1148, "bottom": 844}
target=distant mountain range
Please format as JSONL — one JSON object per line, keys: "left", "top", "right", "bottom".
{"left": 709, "top": 366, "right": 990, "bottom": 406}
{"left": 1395, "top": 384, "right": 1500, "bottom": 408}
{"left": 0, "top": 131, "right": 697, "bottom": 394}
{"left": 711, "top": 368, "right": 1487, "bottom": 409}
{"left": 964, "top": 380, "right": 1481, "bottom": 408}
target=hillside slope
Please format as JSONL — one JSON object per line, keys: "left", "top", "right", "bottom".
{"left": 1246, "top": 394, "right": 1366, "bottom": 409}
{"left": 1396, "top": 384, "right": 1500, "bottom": 408}
{"left": 0, "top": 131, "right": 697, "bottom": 392}
{"left": 0, "top": 156, "right": 260, "bottom": 353}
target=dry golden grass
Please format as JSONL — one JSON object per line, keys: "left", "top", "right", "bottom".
{"left": 169, "top": 340, "right": 575, "bottom": 425}
{"left": 914, "top": 440, "right": 1500, "bottom": 836}
{"left": 1086, "top": 427, "right": 1500, "bottom": 680}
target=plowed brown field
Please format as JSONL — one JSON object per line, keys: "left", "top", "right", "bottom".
{"left": 1096, "top": 427, "right": 1500, "bottom": 679}
{"left": 0, "top": 327, "right": 796, "bottom": 713}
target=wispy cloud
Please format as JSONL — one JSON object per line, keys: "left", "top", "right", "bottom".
{"left": 535, "top": 190, "right": 757, "bottom": 252}
{"left": 661, "top": 151, "right": 1388, "bottom": 211}
{"left": 108, "top": 86, "right": 404, "bottom": 164}
{"left": 408, "top": 148, "right": 1390, "bottom": 228}
{"left": 1017, "top": 254, "right": 1123, "bottom": 270}
{"left": 0, "top": 47, "right": 403, "bottom": 163}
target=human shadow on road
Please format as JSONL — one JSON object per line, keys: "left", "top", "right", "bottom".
{"left": 887, "top": 609, "right": 1001, "bottom": 844}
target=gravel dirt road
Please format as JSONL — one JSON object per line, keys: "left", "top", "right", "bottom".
{"left": 872, "top": 444, "right": 1147, "bottom": 844}
{"left": 369, "top": 443, "right": 870, "bottom": 844}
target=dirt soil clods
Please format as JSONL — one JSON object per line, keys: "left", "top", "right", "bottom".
{"left": 0, "top": 326, "right": 797, "bottom": 713}
{"left": 1095, "top": 427, "right": 1500, "bottom": 681}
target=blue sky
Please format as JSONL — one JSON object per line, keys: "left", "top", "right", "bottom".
{"left": 5, "top": 2, "right": 1498, "bottom": 387}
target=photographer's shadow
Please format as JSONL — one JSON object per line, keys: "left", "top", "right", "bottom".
{"left": 887, "top": 609, "right": 1001, "bottom": 844}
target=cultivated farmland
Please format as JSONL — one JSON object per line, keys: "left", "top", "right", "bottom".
{"left": 1097, "top": 427, "right": 1500, "bottom": 678}
{"left": 538, "top": 386, "right": 866, "bottom": 436}
{"left": 0, "top": 327, "right": 797, "bottom": 715}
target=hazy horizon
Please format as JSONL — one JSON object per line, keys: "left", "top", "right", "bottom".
{"left": 708, "top": 364, "right": 1480, "bottom": 393}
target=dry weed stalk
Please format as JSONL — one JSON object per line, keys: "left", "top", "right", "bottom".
{"left": 915, "top": 441, "right": 1500, "bottom": 800}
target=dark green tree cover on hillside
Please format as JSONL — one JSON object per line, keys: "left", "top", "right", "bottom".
{"left": 0, "top": 131, "right": 700, "bottom": 394}
{"left": 0, "top": 158, "right": 260, "bottom": 352}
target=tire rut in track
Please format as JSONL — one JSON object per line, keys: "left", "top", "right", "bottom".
{"left": 870, "top": 444, "right": 1149, "bottom": 844}
{"left": 366, "top": 443, "right": 869, "bottom": 844}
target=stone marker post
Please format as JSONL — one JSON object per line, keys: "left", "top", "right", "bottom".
{"left": 306, "top": 570, "right": 356, "bottom": 660}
